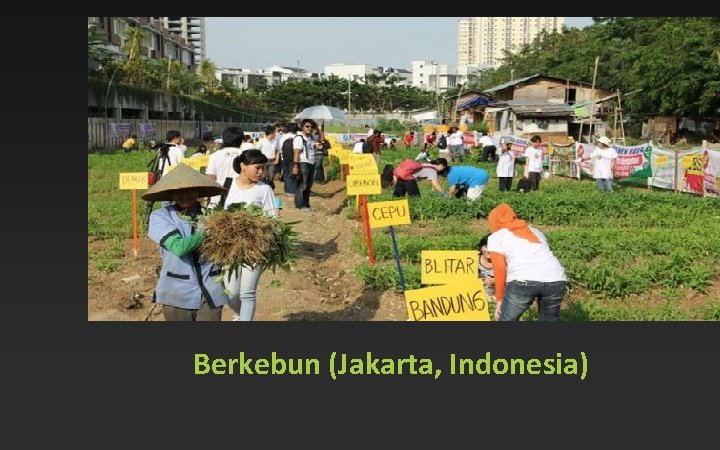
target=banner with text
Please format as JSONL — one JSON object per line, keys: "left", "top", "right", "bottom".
{"left": 108, "top": 122, "right": 131, "bottom": 139}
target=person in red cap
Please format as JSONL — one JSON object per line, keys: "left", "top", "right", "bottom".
{"left": 486, "top": 203, "right": 567, "bottom": 321}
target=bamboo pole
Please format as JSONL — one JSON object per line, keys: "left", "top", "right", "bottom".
{"left": 587, "top": 56, "right": 600, "bottom": 142}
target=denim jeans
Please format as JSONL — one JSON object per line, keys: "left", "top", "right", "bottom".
{"left": 282, "top": 161, "right": 297, "bottom": 195}
{"left": 295, "top": 162, "right": 315, "bottom": 209}
{"left": 314, "top": 153, "right": 325, "bottom": 183}
{"left": 499, "top": 280, "right": 567, "bottom": 321}
{"left": 225, "top": 265, "right": 263, "bottom": 321}
{"left": 596, "top": 178, "right": 613, "bottom": 192}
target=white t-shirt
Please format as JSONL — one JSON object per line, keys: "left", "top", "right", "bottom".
{"left": 524, "top": 145, "right": 543, "bottom": 174}
{"left": 240, "top": 142, "right": 255, "bottom": 152}
{"left": 352, "top": 142, "right": 364, "bottom": 154}
{"left": 487, "top": 227, "right": 566, "bottom": 283}
{"left": 449, "top": 130, "right": 464, "bottom": 146}
{"left": 590, "top": 147, "right": 618, "bottom": 179}
{"left": 297, "top": 134, "right": 315, "bottom": 164}
{"left": 258, "top": 137, "right": 277, "bottom": 161}
{"left": 496, "top": 151, "right": 515, "bottom": 177}
{"left": 161, "top": 144, "right": 186, "bottom": 176}
{"left": 478, "top": 135, "right": 495, "bottom": 147}
{"left": 205, "top": 147, "right": 242, "bottom": 207}
{"left": 224, "top": 181, "right": 277, "bottom": 218}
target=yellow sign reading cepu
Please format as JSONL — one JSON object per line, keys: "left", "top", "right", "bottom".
{"left": 405, "top": 280, "right": 490, "bottom": 321}
{"left": 349, "top": 154, "right": 378, "bottom": 174}
{"left": 368, "top": 199, "right": 411, "bottom": 229}
{"left": 346, "top": 174, "right": 381, "bottom": 195}
{"left": 119, "top": 172, "right": 149, "bottom": 190}
{"left": 420, "top": 251, "right": 479, "bottom": 285}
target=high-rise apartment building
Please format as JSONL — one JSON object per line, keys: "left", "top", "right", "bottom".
{"left": 457, "top": 17, "right": 564, "bottom": 68}
{"left": 154, "top": 17, "right": 206, "bottom": 63}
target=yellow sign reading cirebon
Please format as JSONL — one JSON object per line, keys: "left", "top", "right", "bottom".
{"left": 405, "top": 280, "right": 490, "bottom": 321}
{"left": 367, "top": 199, "right": 411, "bottom": 229}
{"left": 119, "top": 172, "right": 149, "bottom": 190}
{"left": 346, "top": 174, "right": 381, "bottom": 195}
{"left": 349, "top": 154, "right": 378, "bottom": 174}
{"left": 420, "top": 250, "right": 479, "bottom": 285}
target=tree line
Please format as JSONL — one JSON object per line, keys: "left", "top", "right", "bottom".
{"left": 88, "top": 17, "right": 720, "bottom": 121}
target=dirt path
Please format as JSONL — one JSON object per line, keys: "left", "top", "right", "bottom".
{"left": 87, "top": 179, "right": 408, "bottom": 321}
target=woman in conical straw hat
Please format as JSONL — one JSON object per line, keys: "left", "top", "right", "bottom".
{"left": 142, "top": 164, "right": 229, "bottom": 321}
{"left": 486, "top": 203, "right": 567, "bottom": 321}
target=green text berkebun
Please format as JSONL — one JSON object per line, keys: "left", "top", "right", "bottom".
{"left": 194, "top": 352, "right": 588, "bottom": 380}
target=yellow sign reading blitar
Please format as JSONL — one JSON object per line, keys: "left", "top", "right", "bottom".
{"left": 420, "top": 250, "right": 479, "bottom": 285}
{"left": 119, "top": 172, "right": 149, "bottom": 190}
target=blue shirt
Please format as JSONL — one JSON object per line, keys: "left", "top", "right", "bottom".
{"left": 446, "top": 166, "right": 490, "bottom": 188}
{"left": 148, "top": 205, "right": 229, "bottom": 310}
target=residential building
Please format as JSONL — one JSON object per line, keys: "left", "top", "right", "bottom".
{"left": 154, "top": 17, "right": 206, "bottom": 64}
{"left": 457, "top": 17, "right": 564, "bottom": 68}
{"left": 411, "top": 60, "right": 466, "bottom": 93}
{"left": 323, "top": 64, "right": 411, "bottom": 85}
{"left": 264, "top": 66, "right": 312, "bottom": 83}
{"left": 88, "top": 17, "right": 195, "bottom": 70}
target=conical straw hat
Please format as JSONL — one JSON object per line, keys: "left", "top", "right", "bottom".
{"left": 141, "top": 163, "right": 226, "bottom": 201}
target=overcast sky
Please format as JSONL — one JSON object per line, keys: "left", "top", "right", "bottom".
{"left": 205, "top": 17, "right": 594, "bottom": 73}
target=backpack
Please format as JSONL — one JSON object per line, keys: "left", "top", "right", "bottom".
{"left": 437, "top": 134, "right": 448, "bottom": 149}
{"left": 393, "top": 159, "right": 423, "bottom": 181}
{"left": 281, "top": 135, "right": 305, "bottom": 162}
{"left": 361, "top": 140, "right": 373, "bottom": 154}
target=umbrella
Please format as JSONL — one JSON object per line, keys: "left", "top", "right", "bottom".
{"left": 293, "top": 105, "right": 348, "bottom": 121}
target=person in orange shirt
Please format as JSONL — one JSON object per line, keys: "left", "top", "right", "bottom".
{"left": 486, "top": 203, "right": 567, "bottom": 321}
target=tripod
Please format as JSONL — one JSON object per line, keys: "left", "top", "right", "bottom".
{"left": 145, "top": 144, "right": 171, "bottom": 225}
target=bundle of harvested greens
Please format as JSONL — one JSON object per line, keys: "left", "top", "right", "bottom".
{"left": 199, "top": 203, "right": 298, "bottom": 275}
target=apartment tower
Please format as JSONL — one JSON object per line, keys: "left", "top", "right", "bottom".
{"left": 154, "top": 17, "right": 206, "bottom": 64}
{"left": 457, "top": 17, "right": 564, "bottom": 68}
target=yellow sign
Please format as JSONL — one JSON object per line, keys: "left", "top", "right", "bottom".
{"left": 405, "top": 280, "right": 490, "bottom": 321}
{"left": 119, "top": 172, "right": 149, "bottom": 190}
{"left": 368, "top": 199, "right": 411, "bottom": 229}
{"left": 180, "top": 157, "right": 204, "bottom": 170}
{"left": 328, "top": 146, "right": 341, "bottom": 157}
{"left": 420, "top": 251, "right": 479, "bottom": 285}
{"left": 349, "top": 154, "right": 378, "bottom": 174}
{"left": 338, "top": 150, "right": 352, "bottom": 165}
{"left": 346, "top": 174, "right": 382, "bottom": 195}
{"left": 656, "top": 155, "right": 668, "bottom": 167}
{"left": 195, "top": 155, "right": 210, "bottom": 167}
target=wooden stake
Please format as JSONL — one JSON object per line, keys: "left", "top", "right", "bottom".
{"left": 132, "top": 189, "right": 139, "bottom": 257}
{"left": 587, "top": 56, "right": 600, "bottom": 142}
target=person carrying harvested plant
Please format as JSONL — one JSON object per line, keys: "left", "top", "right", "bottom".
{"left": 220, "top": 150, "right": 278, "bottom": 321}
{"left": 141, "top": 164, "right": 229, "bottom": 321}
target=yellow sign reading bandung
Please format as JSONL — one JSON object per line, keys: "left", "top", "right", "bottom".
{"left": 346, "top": 174, "right": 382, "bottom": 195}
{"left": 349, "top": 154, "right": 378, "bottom": 174}
{"left": 367, "top": 199, "right": 411, "bottom": 229}
{"left": 405, "top": 280, "right": 490, "bottom": 321}
{"left": 119, "top": 172, "right": 149, "bottom": 190}
{"left": 420, "top": 251, "right": 479, "bottom": 285}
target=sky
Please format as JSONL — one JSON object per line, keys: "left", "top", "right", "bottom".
{"left": 205, "top": 17, "right": 594, "bottom": 73}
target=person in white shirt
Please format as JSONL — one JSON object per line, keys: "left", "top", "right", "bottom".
{"left": 159, "top": 130, "right": 186, "bottom": 177}
{"left": 448, "top": 127, "right": 466, "bottom": 160}
{"left": 496, "top": 141, "right": 515, "bottom": 191}
{"left": 292, "top": 119, "right": 319, "bottom": 211}
{"left": 523, "top": 135, "right": 544, "bottom": 191}
{"left": 590, "top": 136, "right": 618, "bottom": 192}
{"left": 205, "top": 126, "right": 244, "bottom": 208}
{"left": 240, "top": 134, "right": 255, "bottom": 152}
{"left": 486, "top": 203, "right": 567, "bottom": 321}
{"left": 352, "top": 139, "right": 366, "bottom": 154}
{"left": 258, "top": 125, "right": 280, "bottom": 189}
{"left": 478, "top": 132, "right": 497, "bottom": 162}
{"left": 223, "top": 149, "right": 278, "bottom": 321}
